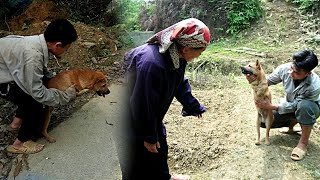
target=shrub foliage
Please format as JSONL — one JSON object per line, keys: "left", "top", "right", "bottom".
{"left": 138, "top": 0, "right": 263, "bottom": 37}
{"left": 287, "top": 0, "right": 320, "bottom": 13}
{"left": 52, "top": 0, "right": 113, "bottom": 25}
{"left": 225, "top": 0, "right": 263, "bottom": 35}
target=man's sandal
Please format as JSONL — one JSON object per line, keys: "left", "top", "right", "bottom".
{"left": 291, "top": 147, "right": 307, "bottom": 161}
{"left": 7, "top": 140, "right": 44, "bottom": 154}
{"left": 279, "top": 127, "right": 301, "bottom": 135}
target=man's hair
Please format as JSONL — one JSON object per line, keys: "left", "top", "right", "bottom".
{"left": 293, "top": 50, "right": 318, "bottom": 72}
{"left": 44, "top": 19, "right": 78, "bottom": 47}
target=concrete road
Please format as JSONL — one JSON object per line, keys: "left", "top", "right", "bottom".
{"left": 10, "top": 84, "right": 125, "bottom": 180}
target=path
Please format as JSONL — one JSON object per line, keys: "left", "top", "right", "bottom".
{"left": 10, "top": 84, "right": 126, "bottom": 180}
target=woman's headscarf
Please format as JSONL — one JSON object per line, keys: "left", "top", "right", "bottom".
{"left": 147, "top": 18, "right": 211, "bottom": 69}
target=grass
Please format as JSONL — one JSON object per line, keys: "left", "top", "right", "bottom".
{"left": 302, "top": 163, "right": 320, "bottom": 179}
{"left": 236, "top": 77, "right": 252, "bottom": 89}
{"left": 187, "top": 33, "right": 275, "bottom": 88}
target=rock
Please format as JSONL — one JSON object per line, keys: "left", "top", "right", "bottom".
{"left": 91, "top": 57, "right": 98, "bottom": 64}
{"left": 81, "top": 42, "right": 97, "bottom": 49}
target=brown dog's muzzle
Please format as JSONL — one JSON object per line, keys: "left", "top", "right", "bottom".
{"left": 96, "top": 89, "right": 110, "bottom": 97}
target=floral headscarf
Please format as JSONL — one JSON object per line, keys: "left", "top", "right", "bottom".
{"left": 147, "top": 18, "right": 211, "bottom": 69}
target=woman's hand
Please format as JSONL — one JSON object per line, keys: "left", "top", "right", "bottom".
{"left": 144, "top": 141, "right": 160, "bottom": 153}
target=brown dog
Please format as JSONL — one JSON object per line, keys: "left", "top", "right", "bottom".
{"left": 43, "top": 70, "right": 110, "bottom": 143}
{"left": 241, "top": 60, "right": 274, "bottom": 145}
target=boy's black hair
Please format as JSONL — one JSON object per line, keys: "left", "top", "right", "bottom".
{"left": 44, "top": 19, "right": 78, "bottom": 47}
{"left": 293, "top": 50, "right": 318, "bottom": 72}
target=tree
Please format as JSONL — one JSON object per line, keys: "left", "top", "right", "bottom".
{"left": 0, "top": 0, "right": 32, "bottom": 30}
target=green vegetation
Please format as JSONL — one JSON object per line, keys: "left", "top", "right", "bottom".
{"left": 226, "top": 0, "right": 263, "bottom": 35}
{"left": 186, "top": 42, "right": 244, "bottom": 89}
{"left": 117, "top": 0, "right": 145, "bottom": 31}
{"left": 52, "top": 0, "right": 112, "bottom": 26}
{"left": 287, "top": 0, "right": 320, "bottom": 12}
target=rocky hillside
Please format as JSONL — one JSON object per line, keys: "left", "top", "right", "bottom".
{"left": 140, "top": 0, "right": 230, "bottom": 40}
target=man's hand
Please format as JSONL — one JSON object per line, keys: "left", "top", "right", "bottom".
{"left": 65, "top": 85, "right": 76, "bottom": 101}
{"left": 255, "top": 100, "right": 277, "bottom": 110}
{"left": 246, "top": 74, "right": 257, "bottom": 84}
{"left": 144, "top": 141, "right": 160, "bottom": 153}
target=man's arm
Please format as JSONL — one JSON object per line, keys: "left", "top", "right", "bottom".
{"left": 277, "top": 85, "right": 320, "bottom": 114}
{"left": 267, "top": 64, "right": 283, "bottom": 86}
{"left": 8, "top": 51, "right": 75, "bottom": 106}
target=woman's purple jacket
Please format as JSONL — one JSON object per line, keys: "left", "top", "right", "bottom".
{"left": 124, "top": 44, "right": 206, "bottom": 144}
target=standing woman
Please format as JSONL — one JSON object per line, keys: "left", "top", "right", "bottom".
{"left": 119, "top": 18, "right": 211, "bottom": 180}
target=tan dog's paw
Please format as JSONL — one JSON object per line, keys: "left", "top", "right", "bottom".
{"left": 255, "top": 141, "right": 261, "bottom": 145}
{"left": 77, "top": 89, "right": 90, "bottom": 96}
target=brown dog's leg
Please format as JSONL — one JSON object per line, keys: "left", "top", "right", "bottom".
{"left": 256, "top": 114, "right": 261, "bottom": 145}
{"left": 42, "top": 106, "right": 56, "bottom": 143}
{"left": 76, "top": 89, "right": 90, "bottom": 96}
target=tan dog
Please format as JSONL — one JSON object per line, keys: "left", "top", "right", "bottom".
{"left": 241, "top": 60, "right": 274, "bottom": 145}
{"left": 43, "top": 70, "right": 110, "bottom": 143}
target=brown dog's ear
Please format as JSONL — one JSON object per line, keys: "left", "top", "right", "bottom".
{"left": 256, "top": 59, "right": 261, "bottom": 70}
{"left": 101, "top": 71, "right": 108, "bottom": 77}
{"left": 96, "top": 71, "right": 108, "bottom": 78}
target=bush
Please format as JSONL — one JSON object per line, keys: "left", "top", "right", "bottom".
{"left": 52, "top": 0, "right": 113, "bottom": 26}
{"left": 226, "top": 0, "right": 263, "bottom": 35}
{"left": 287, "top": 0, "right": 320, "bottom": 12}
{"left": 116, "top": 0, "right": 144, "bottom": 31}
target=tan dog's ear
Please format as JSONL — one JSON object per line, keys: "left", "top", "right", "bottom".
{"left": 256, "top": 60, "right": 261, "bottom": 70}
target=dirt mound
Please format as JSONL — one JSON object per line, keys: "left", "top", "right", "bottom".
{"left": 8, "top": 1, "right": 68, "bottom": 32}
{"left": 7, "top": 0, "right": 127, "bottom": 81}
